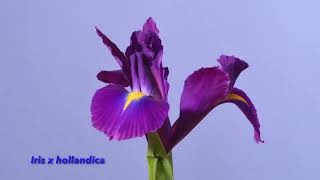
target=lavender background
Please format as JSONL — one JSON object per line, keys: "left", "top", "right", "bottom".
{"left": 1, "top": 0, "right": 319, "bottom": 179}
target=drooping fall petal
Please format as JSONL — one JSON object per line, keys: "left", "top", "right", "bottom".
{"left": 97, "top": 70, "right": 130, "bottom": 87}
{"left": 91, "top": 84, "right": 169, "bottom": 140}
{"left": 221, "top": 87, "right": 264, "bottom": 143}
{"left": 169, "top": 67, "right": 230, "bottom": 150}
{"left": 218, "top": 56, "right": 263, "bottom": 143}
{"left": 168, "top": 56, "right": 263, "bottom": 151}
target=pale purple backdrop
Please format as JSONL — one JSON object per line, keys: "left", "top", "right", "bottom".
{"left": 1, "top": 0, "right": 319, "bottom": 179}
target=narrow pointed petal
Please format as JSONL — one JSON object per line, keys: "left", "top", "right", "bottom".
{"left": 91, "top": 84, "right": 169, "bottom": 140}
{"left": 151, "top": 49, "right": 167, "bottom": 99}
{"left": 95, "top": 27, "right": 127, "bottom": 67}
{"left": 169, "top": 67, "right": 230, "bottom": 150}
{"left": 97, "top": 70, "right": 130, "bottom": 87}
{"left": 218, "top": 55, "right": 248, "bottom": 88}
{"left": 129, "top": 54, "right": 141, "bottom": 92}
{"left": 221, "top": 87, "right": 264, "bottom": 143}
{"left": 136, "top": 52, "right": 153, "bottom": 95}
{"left": 143, "top": 17, "right": 159, "bottom": 34}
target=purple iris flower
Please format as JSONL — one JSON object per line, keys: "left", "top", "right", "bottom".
{"left": 91, "top": 17, "right": 263, "bottom": 152}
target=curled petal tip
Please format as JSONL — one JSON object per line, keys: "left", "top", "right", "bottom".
{"left": 218, "top": 55, "right": 249, "bottom": 88}
{"left": 254, "top": 132, "right": 264, "bottom": 143}
{"left": 218, "top": 55, "right": 248, "bottom": 70}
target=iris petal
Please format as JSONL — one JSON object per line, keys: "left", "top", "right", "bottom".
{"left": 97, "top": 70, "right": 130, "bottom": 87}
{"left": 218, "top": 55, "right": 248, "bottom": 89}
{"left": 151, "top": 49, "right": 167, "bottom": 99}
{"left": 179, "top": 67, "right": 230, "bottom": 113}
{"left": 221, "top": 88, "right": 264, "bottom": 143}
{"left": 91, "top": 84, "right": 169, "bottom": 140}
{"left": 95, "top": 27, "right": 127, "bottom": 67}
{"left": 96, "top": 27, "right": 131, "bottom": 84}
{"left": 129, "top": 54, "right": 141, "bottom": 92}
{"left": 143, "top": 17, "right": 160, "bottom": 34}
{"left": 125, "top": 20, "right": 167, "bottom": 99}
{"left": 169, "top": 67, "right": 230, "bottom": 150}
{"left": 137, "top": 52, "right": 154, "bottom": 95}
{"left": 168, "top": 61, "right": 263, "bottom": 151}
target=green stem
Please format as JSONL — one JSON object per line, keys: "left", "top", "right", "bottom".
{"left": 147, "top": 133, "right": 174, "bottom": 180}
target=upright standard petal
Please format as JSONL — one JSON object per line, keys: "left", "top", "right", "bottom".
{"left": 97, "top": 70, "right": 130, "bottom": 87}
{"left": 220, "top": 88, "right": 264, "bottom": 143}
{"left": 218, "top": 55, "right": 248, "bottom": 89}
{"left": 95, "top": 27, "right": 127, "bottom": 67}
{"left": 169, "top": 67, "right": 230, "bottom": 150}
{"left": 150, "top": 49, "right": 168, "bottom": 99}
{"left": 125, "top": 21, "right": 167, "bottom": 99}
{"left": 91, "top": 84, "right": 169, "bottom": 140}
{"left": 143, "top": 17, "right": 160, "bottom": 34}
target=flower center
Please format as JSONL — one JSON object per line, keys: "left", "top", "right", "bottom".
{"left": 123, "top": 91, "right": 146, "bottom": 111}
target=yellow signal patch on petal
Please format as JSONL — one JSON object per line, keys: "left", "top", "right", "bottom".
{"left": 123, "top": 91, "right": 146, "bottom": 111}
{"left": 225, "top": 93, "right": 249, "bottom": 105}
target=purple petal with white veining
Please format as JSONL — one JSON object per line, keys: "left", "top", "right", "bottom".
{"left": 129, "top": 54, "right": 141, "bottom": 92}
{"left": 91, "top": 84, "right": 169, "bottom": 140}
{"left": 124, "top": 18, "right": 167, "bottom": 99}
{"left": 136, "top": 52, "right": 154, "bottom": 95}
{"left": 151, "top": 49, "right": 168, "bottom": 99}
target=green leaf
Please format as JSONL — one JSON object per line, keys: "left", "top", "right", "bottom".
{"left": 147, "top": 132, "right": 174, "bottom": 180}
